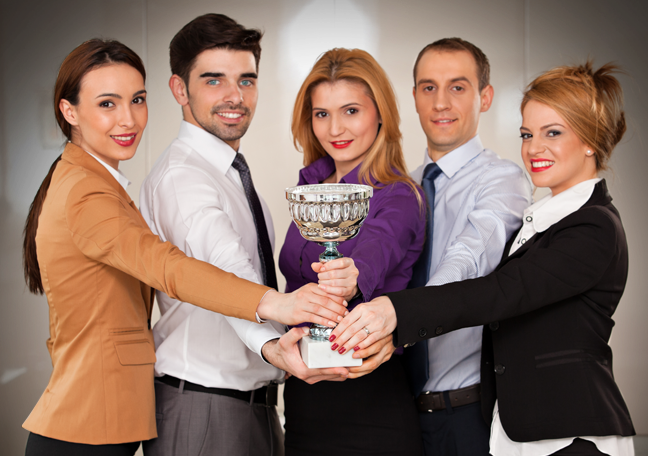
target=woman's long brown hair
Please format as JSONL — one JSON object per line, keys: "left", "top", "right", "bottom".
{"left": 23, "top": 39, "right": 145, "bottom": 294}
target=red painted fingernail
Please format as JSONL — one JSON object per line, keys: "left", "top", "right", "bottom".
{"left": 338, "top": 347, "right": 346, "bottom": 354}
{"left": 353, "top": 346, "right": 360, "bottom": 351}
{"left": 329, "top": 334, "right": 336, "bottom": 342}
{"left": 331, "top": 343, "right": 339, "bottom": 351}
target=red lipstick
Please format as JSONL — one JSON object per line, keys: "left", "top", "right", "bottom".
{"left": 111, "top": 133, "right": 137, "bottom": 147}
{"left": 331, "top": 140, "right": 353, "bottom": 149}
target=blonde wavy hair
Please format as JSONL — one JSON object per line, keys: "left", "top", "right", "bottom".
{"left": 292, "top": 48, "right": 420, "bottom": 201}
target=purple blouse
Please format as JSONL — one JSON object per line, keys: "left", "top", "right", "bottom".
{"left": 279, "top": 155, "right": 426, "bottom": 312}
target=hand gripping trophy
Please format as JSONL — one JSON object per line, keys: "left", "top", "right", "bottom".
{"left": 286, "top": 183, "right": 373, "bottom": 368}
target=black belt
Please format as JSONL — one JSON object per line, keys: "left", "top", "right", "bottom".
{"left": 416, "top": 383, "right": 481, "bottom": 413}
{"left": 158, "top": 375, "right": 278, "bottom": 407}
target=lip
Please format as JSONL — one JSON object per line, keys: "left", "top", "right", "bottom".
{"left": 331, "top": 140, "right": 353, "bottom": 149}
{"left": 529, "top": 158, "right": 555, "bottom": 173}
{"left": 110, "top": 133, "right": 137, "bottom": 147}
{"left": 216, "top": 111, "right": 245, "bottom": 124}
{"left": 432, "top": 118, "right": 457, "bottom": 126}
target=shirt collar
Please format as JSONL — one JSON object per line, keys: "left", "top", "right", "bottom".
{"left": 82, "top": 148, "right": 131, "bottom": 191}
{"left": 177, "top": 120, "right": 239, "bottom": 175}
{"left": 299, "top": 155, "right": 367, "bottom": 185}
{"left": 525, "top": 177, "right": 602, "bottom": 233}
{"left": 422, "top": 134, "right": 484, "bottom": 178}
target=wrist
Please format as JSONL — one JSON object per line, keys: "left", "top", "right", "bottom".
{"left": 256, "top": 289, "right": 279, "bottom": 322}
{"left": 261, "top": 338, "right": 279, "bottom": 364}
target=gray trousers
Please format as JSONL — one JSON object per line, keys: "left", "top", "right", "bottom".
{"left": 143, "top": 379, "right": 284, "bottom": 456}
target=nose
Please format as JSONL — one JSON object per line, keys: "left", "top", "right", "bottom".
{"left": 329, "top": 114, "right": 345, "bottom": 137}
{"left": 119, "top": 105, "right": 136, "bottom": 129}
{"left": 526, "top": 136, "right": 545, "bottom": 155}
{"left": 433, "top": 90, "right": 450, "bottom": 112}
{"left": 223, "top": 82, "right": 243, "bottom": 105}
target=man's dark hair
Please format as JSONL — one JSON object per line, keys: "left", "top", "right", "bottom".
{"left": 413, "top": 37, "right": 490, "bottom": 91}
{"left": 170, "top": 13, "right": 263, "bottom": 86}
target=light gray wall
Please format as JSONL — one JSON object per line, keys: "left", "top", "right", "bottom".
{"left": 1, "top": 1, "right": 646, "bottom": 453}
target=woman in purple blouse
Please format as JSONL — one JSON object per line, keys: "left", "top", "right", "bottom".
{"left": 279, "top": 48, "right": 425, "bottom": 456}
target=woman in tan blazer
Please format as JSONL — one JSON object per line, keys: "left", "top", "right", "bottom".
{"left": 22, "top": 39, "right": 348, "bottom": 456}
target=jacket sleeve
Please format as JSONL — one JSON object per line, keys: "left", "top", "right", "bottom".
{"left": 65, "top": 174, "right": 268, "bottom": 322}
{"left": 390, "top": 206, "right": 622, "bottom": 346}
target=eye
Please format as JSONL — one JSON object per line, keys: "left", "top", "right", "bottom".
{"left": 422, "top": 85, "right": 435, "bottom": 92}
{"left": 132, "top": 96, "right": 146, "bottom": 105}
{"left": 345, "top": 108, "right": 358, "bottom": 115}
{"left": 207, "top": 79, "right": 220, "bottom": 86}
{"left": 520, "top": 133, "right": 532, "bottom": 140}
{"left": 99, "top": 100, "right": 115, "bottom": 108}
{"left": 240, "top": 79, "right": 254, "bottom": 87}
{"left": 451, "top": 85, "right": 465, "bottom": 92}
{"left": 314, "top": 111, "right": 328, "bottom": 118}
{"left": 547, "top": 129, "right": 562, "bottom": 137}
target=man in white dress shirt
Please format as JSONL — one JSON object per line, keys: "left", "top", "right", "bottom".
{"left": 405, "top": 38, "right": 532, "bottom": 455}
{"left": 140, "top": 14, "right": 347, "bottom": 456}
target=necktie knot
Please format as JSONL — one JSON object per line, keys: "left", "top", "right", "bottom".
{"left": 423, "top": 162, "right": 442, "bottom": 182}
{"left": 231, "top": 153, "right": 249, "bottom": 173}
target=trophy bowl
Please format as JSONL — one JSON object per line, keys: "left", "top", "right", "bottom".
{"left": 285, "top": 183, "right": 373, "bottom": 263}
{"left": 286, "top": 183, "right": 373, "bottom": 358}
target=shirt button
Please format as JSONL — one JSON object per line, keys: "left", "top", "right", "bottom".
{"left": 418, "top": 328, "right": 427, "bottom": 338}
{"left": 489, "top": 322, "right": 499, "bottom": 331}
{"left": 521, "top": 238, "right": 526, "bottom": 244}
{"left": 435, "top": 326, "right": 443, "bottom": 335}
{"left": 494, "top": 364, "right": 506, "bottom": 375}
{"left": 525, "top": 216, "right": 533, "bottom": 222}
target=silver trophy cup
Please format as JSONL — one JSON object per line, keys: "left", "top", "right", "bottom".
{"left": 286, "top": 183, "right": 373, "bottom": 367}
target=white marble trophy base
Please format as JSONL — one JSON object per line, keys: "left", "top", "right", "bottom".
{"left": 300, "top": 335, "right": 363, "bottom": 368}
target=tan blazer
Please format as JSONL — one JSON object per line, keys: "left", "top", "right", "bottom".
{"left": 23, "top": 143, "right": 269, "bottom": 444}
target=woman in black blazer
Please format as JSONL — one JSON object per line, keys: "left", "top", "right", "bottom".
{"left": 331, "top": 62, "right": 635, "bottom": 456}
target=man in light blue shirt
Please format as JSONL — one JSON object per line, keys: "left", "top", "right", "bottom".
{"left": 407, "top": 38, "right": 532, "bottom": 455}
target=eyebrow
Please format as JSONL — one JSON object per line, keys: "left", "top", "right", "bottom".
{"left": 199, "top": 72, "right": 258, "bottom": 79}
{"left": 95, "top": 89, "right": 147, "bottom": 99}
{"left": 519, "top": 123, "right": 565, "bottom": 131}
{"left": 417, "top": 76, "right": 472, "bottom": 87}
{"left": 312, "top": 102, "right": 362, "bottom": 111}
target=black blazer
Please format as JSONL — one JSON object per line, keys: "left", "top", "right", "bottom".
{"left": 389, "top": 180, "right": 635, "bottom": 442}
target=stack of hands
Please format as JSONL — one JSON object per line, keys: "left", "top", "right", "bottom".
{"left": 258, "top": 258, "right": 397, "bottom": 384}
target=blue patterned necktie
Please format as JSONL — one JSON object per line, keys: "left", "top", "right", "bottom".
{"left": 231, "top": 153, "right": 278, "bottom": 290}
{"left": 409, "top": 162, "right": 443, "bottom": 288}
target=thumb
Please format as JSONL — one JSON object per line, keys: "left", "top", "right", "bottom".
{"left": 283, "top": 326, "right": 309, "bottom": 344}
{"left": 311, "top": 262, "right": 323, "bottom": 273}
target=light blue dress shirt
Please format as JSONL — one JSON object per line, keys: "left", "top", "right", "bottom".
{"left": 411, "top": 135, "right": 532, "bottom": 392}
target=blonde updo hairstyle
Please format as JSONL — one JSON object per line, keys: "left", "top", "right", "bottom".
{"left": 521, "top": 61, "right": 626, "bottom": 171}
{"left": 292, "top": 48, "right": 419, "bottom": 198}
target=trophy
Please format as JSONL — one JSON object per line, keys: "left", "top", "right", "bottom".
{"left": 286, "top": 183, "right": 373, "bottom": 368}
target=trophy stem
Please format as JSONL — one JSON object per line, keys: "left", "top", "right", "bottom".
{"left": 319, "top": 241, "right": 343, "bottom": 263}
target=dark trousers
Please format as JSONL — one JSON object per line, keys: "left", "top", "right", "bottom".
{"left": 419, "top": 400, "right": 490, "bottom": 456}
{"left": 550, "top": 438, "right": 610, "bottom": 455}
{"left": 25, "top": 433, "right": 139, "bottom": 456}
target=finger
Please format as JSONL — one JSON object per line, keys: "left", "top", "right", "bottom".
{"left": 337, "top": 330, "right": 370, "bottom": 355}
{"left": 308, "top": 284, "right": 346, "bottom": 304}
{"left": 329, "top": 308, "right": 363, "bottom": 344}
{"left": 310, "top": 262, "right": 324, "bottom": 273}
{"left": 283, "top": 326, "right": 310, "bottom": 344}
{"left": 318, "top": 257, "right": 353, "bottom": 272}
{"left": 317, "top": 285, "right": 350, "bottom": 298}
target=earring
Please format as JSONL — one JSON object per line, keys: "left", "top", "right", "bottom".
{"left": 586, "top": 150, "right": 592, "bottom": 155}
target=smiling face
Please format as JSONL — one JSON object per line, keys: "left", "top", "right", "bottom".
{"left": 170, "top": 48, "right": 258, "bottom": 151}
{"left": 413, "top": 50, "right": 493, "bottom": 162}
{"left": 311, "top": 80, "right": 381, "bottom": 180}
{"left": 521, "top": 100, "right": 598, "bottom": 195}
{"left": 60, "top": 63, "right": 147, "bottom": 169}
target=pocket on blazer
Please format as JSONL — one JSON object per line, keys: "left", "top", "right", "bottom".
{"left": 114, "top": 339, "right": 156, "bottom": 366}
{"left": 535, "top": 349, "right": 608, "bottom": 369}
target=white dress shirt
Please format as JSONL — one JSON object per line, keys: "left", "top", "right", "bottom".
{"left": 411, "top": 135, "right": 532, "bottom": 392}
{"left": 139, "top": 121, "right": 284, "bottom": 391}
{"left": 491, "top": 178, "right": 634, "bottom": 456}
{"left": 82, "top": 147, "right": 131, "bottom": 191}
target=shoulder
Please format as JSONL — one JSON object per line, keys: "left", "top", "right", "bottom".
{"left": 144, "top": 139, "right": 222, "bottom": 195}
{"left": 475, "top": 149, "right": 526, "bottom": 179}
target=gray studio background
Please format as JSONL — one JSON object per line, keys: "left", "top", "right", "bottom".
{"left": 1, "top": 0, "right": 647, "bottom": 454}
